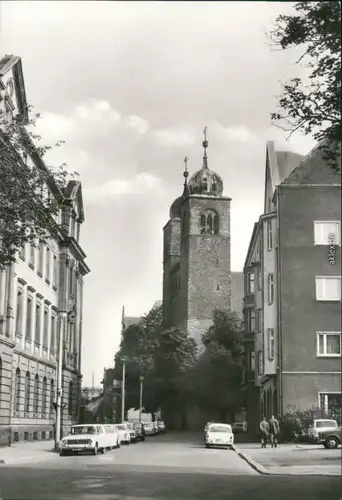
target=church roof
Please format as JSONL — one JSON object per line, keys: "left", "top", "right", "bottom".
{"left": 188, "top": 128, "right": 223, "bottom": 197}
{"left": 169, "top": 195, "right": 183, "bottom": 219}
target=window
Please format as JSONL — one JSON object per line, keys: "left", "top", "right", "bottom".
{"left": 25, "top": 297, "right": 33, "bottom": 339}
{"left": 248, "top": 351, "right": 255, "bottom": 372}
{"left": 42, "top": 377, "right": 48, "bottom": 415}
{"left": 35, "top": 303, "right": 41, "bottom": 344}
{"left": 29, "top": 243, "right": 35, "bottom": 267}
{"left": 199, "top": 210, "right": 219, "bottom": 235}
{"left": 53, "top": 255, "right": 58, "bottom": 288}
{"left": 257, "top": 268, "right": 262, "bottom": 290}
{"left": 16, "top": 290, "right": 23, "bottom": 335}
{"left": 69, "top": 267, "right": 74, "bottom": 296}
{"left": 68, "top": 381, "right": 73, "bottom": 416}
{"left": 317, "top": 332, "right": 341, "bottom": 357}
{"left": 267, "top": 328, "right": 275, "bottom": 360}
{"left": 246, "top": 273, "right": 255, "bottom": 294}
{"left": 43, "top": 309, "right": 49, "bottom": 348}
{"left": 256, "top": 308, "right": 263, "bottom": 333}
{"left": 33, "top": 375, "right": 39, "bottom": 414}
{"left": 319, "top": 393, "right": 342, "bottom": 413}
{"left": 24, "top": 372, "right": 30, "bottom": 413}
{"left": 257, "top": 351, "right": 263, "bottom": 375}
{"left": 246, "top": 309, "right": 255, "bottom": 332}
{"left": 51, "top": 379, "right": 55, "bottom": 412}
{"left": 314, "top": 221, "right": 340, "bottom": 246}
{"left": 0, "top": 358, "right": 2, "bottom": 404}
{"left": 266, "top": 220, "right": 272, "bottom": 250}
{"left": 45, "top": 247, "right": 51, "bottom": 282}
{"left": 19, "top": 243, "right": 25, "bottom": 260}
{"left": 38, "top": 241, "right": 44, "bottom": 275}
{"left": 15, "top": 368, "right": 21, "bottom": 412}
{"left": 316, "top": 276, "right": 341, "bottom": 301}
{"left": 51, "top": 315, "right": 56, "bottom": 352}
{"left": 267, "top": 273, "right": 274, "bottom": 304}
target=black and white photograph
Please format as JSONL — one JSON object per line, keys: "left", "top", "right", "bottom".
{"left": 0, "top": 1, "right": 340, "bottom": 499}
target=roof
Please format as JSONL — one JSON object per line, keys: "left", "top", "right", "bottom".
{"left": 64, "top": 180, "right": 85, "bottom": 222}
{"left": 0, "top": 54, "right": 28, "bottom": 122}
{"left": 281, "top": 140, "right": 341, "bottom": 186}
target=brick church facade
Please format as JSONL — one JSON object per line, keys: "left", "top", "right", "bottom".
{"left": 162, "top": 131, "right": 242, "bottom": 346}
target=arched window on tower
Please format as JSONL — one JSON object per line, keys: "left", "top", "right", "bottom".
{"left": 199, "top": 210, "right": 219, "bottom": 235}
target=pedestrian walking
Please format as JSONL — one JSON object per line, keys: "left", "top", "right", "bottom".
{"left": 260, "top": 416, "right": 269, "bottom": 448}
{"left": 269, "top": 414, "right": 280, "bottom": 448}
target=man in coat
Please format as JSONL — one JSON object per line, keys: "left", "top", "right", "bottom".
{"left": 269, "top": 415, "right": 280, "bottom": 448}
{"left": 260, "top": 417, "right": 270, "bottom": 448}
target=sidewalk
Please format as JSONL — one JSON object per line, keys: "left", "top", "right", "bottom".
{"left": 0, "top": 440, "right": 57, "bottom": 465}
{"left": 233, "top": 442, "right": 341, "bottom": 476}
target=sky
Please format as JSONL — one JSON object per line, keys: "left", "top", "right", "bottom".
{"left": 1, "top": 1, "right": 316, "bottom": 387}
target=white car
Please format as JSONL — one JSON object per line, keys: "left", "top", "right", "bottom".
{"left": 307, "top": 419, "right": 338, "bottom": 442}
{"left": 123, "top": 422, "right": 137, "bottom": 443}
{"left": 115, "top": 423, "right": 131, "bottom": 445}
{"left": 104, "top": 424, "right": 121, "bottom": 450}
{"left": 144, "top": 422, "right": 157, "bottom": 435}
{"left": 60, "top": 424, "right": 106, "bottom": 456}
{"left": 205, "top": 423, "right": 234, "bottom": 449}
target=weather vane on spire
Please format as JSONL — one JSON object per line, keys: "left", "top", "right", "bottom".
{"left": 202, "top": 126, "right": 208, "bottom": 170}
{"left": 184, "top": 156, "right": 189, "bottom": 174}
{"left": 203, "top": 126, "right": 207, "bottom": 142}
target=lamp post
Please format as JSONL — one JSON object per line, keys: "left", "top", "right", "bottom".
{"left": 139, "top": 375, "right": 144, "bottom": 423}
{"left": 55, "top": 310, "right": 67, "bottom": 451}
{"left": 121, "top": 356, "right": 127, "bottom": 423}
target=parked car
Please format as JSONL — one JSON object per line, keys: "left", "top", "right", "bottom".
{"left": 232, "top": 422, "right": 247, "bottom": 433}
{"left": 157, "top": 421, "right": 166, "bottom": 433}
{"left": 307, "top": 419, "right": 338, "bottom": 443}
{"left": 144, "top": 422, "right": 157, "bottom": 436}
{"left": 104, "top": 424, "right": 121, "bottom": 450}
{"left": 124, "top": 422, "right": 137, "bottom": 443}
{"left": 115, "top": 423, "right": 131, "bottom": 445}
{"left": 205, "top": 423, "right": 234, "bottom": 450}
{"left": 60, "top": 424, "right": 106, "bottom": 456}
{"left": 320, "top": 427, "right": 341, "bottom": 449}
{"left": 133, "top": 422, "right": 146, "bottom": 441}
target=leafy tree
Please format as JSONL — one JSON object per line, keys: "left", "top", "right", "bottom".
{"left": 193, "top": 309, "right": 244, "bottom": 422}
{"left": 269, "top": 1, "right": 341, "bottom": 172}
{"left": 0, "top": 108, "right": 77, "bottom": 269}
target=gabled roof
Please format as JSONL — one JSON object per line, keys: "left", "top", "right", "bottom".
{"left": 64, "top": 180, "right": 85, "bottom": 223}
{"left": 281, "top": 140, "right": 341, "bottom": 186}
{"left": 0, "top": 54, "right": 28, "bottom": 122}
{"left": 264, "top": 141, "right": 304, "bottom": 209}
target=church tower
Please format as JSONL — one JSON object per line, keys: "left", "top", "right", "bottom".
{"left": 163, "top": 128, "right": 232, "bottom": 344}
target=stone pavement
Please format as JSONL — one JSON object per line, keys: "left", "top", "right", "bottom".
{"left": 233, "top": 442, "right": 341, "bottom": 476}
{"left": 0, "top": 440, "right": 56, "bottom": 465}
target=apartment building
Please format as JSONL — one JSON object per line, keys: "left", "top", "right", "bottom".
{"left": 0, "top": 55, "right": 90, "bottom": 445}
{"left": 242, "top": 141, "right": 341, "bottom": 433}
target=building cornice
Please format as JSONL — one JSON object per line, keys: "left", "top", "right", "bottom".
{"left": 278, "top": 184, "right": 341, "bottom": 189}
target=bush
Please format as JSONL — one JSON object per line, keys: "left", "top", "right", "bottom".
{"left": 280, "top": 405, "right": 341, "bottom": 442}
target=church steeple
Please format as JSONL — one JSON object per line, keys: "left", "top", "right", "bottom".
{"left": 183, "top": 155, "right": 189, "bottom": 196}
{"left": 202, "top": 126, "right": 209, "bottom": 171}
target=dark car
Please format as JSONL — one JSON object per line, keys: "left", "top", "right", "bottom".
{"left": 133, "top": 422, "right": 146, "bottom": 441}
{"left": 320, "top": 427, "right": 341, "bottom": 449}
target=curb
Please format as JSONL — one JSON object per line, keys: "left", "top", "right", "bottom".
{"left": 232, "top": 445, "right": 269, "bottom": 475}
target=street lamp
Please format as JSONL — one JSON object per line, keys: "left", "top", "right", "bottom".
{"left": 139, "top": 375, "right": 144, "bottom": 423}
{"left": 55, "top": 310, "right": 67, "bottom": 451}
{"left": 121, "top": 356, "right": 128, "bottom": 423}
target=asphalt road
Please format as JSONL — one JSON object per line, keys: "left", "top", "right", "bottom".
{"left": 0, "top": 433, "right": 340, "bottom": 500}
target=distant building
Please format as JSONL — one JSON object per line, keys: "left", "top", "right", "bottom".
{"left": 121, "top": 306, "right": 143, "bottom": 339}
{"left": 162, "top": 132, "right": 243, "bottom": 344}
{"left": 242, "top": 141, "right": 341, "bottom": 433}
{"left": 0, "top": 55, "right": 90, "bottom": 445}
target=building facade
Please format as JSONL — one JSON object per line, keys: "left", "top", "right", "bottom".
{"left": 0, "top": 55, "right": 90, "bottom": 445}
{"left": 242, "top": 141, "right": 341, "bottom": 433}
{"left": 163, "top": 134, "right": 243, "bottom": 345}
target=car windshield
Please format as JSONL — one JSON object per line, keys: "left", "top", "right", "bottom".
{"left": 117, "top": 425, "right": 127, "bottom": 431}
{"left": 71, "top": 426, "right": 96, "bottom": 435}
{"left": 209, "top": 425, "right": 231, "bottom": 433}
{"left": 316, "top": 420, "right": 337, "bottom": 428}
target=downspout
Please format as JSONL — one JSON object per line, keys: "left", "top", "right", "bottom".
{"left": 276, "top": 188, "right": 283, "bottom": 417}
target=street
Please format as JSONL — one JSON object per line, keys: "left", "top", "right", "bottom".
{"left": 0, "top": 433, "right": 340, "bottom": 500}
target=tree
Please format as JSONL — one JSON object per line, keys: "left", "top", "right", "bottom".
{"left": 269, "top": 1, "right": 341, "bottom": 172}
{"left": 193, "top": 309, "right": 244, "bottom": 422}
{"left": 0, "top": 108, "right": 77, "bottom": 269}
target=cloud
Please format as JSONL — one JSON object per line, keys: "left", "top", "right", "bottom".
{"left": 86, "top": 172, "right": 163, "bottom": 201}
{"left": 151, "top": 127, "right": 198, "bottom": 148}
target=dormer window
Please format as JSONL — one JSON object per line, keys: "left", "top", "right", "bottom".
{"left": 200, "top": 209, "right": 219, "bottom": 235}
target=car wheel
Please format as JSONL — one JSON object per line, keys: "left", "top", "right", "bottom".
{"left": 205, "top": 444, "right": 210, "bottom": 449}
{"left": 92, "top": 444, "right": 98, "bottom": 455}
{"left": 325, "top": 437, "right": 339, "bottom": 449}
{"left": 59, "top": 451, "right": 65, "bottom": 457}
